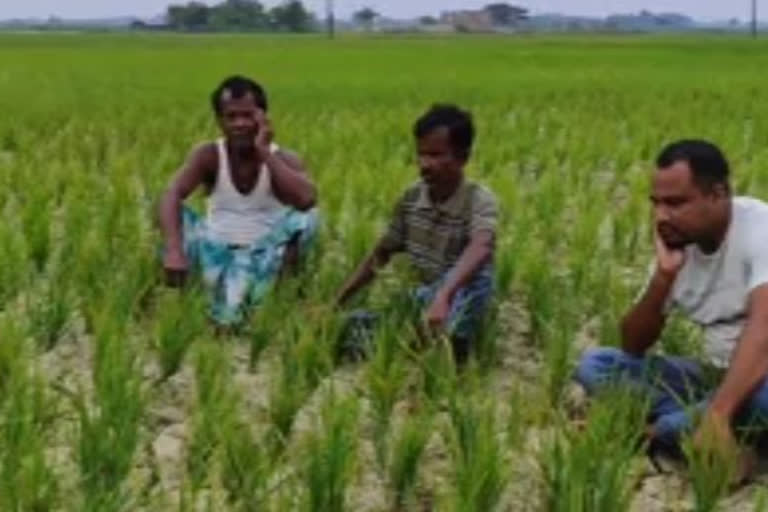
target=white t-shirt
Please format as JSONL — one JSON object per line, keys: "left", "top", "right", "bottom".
{"left": 662, "top": 196, "right": 768, "bottom": 368}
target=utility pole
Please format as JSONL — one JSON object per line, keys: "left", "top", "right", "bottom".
{"left": 326, "top": 0, "right": 336, "bottom": 39}
{"left": 752, "top": 0, "right": 758, "bottom": 38}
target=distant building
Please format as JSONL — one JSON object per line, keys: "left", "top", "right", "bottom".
{"left": 604, "top": 11, "right": 694, "bottom": 32}
{"left": 440, "top": 10, "right": 494, "bottom": 32}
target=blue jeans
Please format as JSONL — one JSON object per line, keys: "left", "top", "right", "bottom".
{"left": 575, "top": 347, "right": 768, "bottom": 446}
{"left": 340, "top": 266, "right": 493, "bottom": 361}
{"left": 412, "top": 265, "right": 494, "bottom": 341}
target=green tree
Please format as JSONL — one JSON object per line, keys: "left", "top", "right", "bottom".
{"left": 269, "top": 0, "right": 315, "bottom": 32}
{"left": 167, "top": 2, "right": 211, "bottom": 30}
{"left": 208, "top": 0, "right": 268, "bottom": 31}
{"left": 353, "top": 7, "right": 378, "bottom": 31}
{"left": 483, "top": 3, "right": 528, "bottom": 26}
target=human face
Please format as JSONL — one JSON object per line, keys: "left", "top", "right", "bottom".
{"left": 217, "top": 90, "right": 261, "bottom": 151}
{"left": 651, "top": 160, "right": 728, "bottom": 250}
{"left": 416, "top": 127, "right": 465, "bottom": 195}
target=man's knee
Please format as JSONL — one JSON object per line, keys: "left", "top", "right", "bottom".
{"left": 652, "top": 409, "right": 693, "bottom": 446}
{"left": 574, "top": 347, "right": 627, "bottom": 394}
{"left": 296, "top": 208, "right": 319, "bottom": 242}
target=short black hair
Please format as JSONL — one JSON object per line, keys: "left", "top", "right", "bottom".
{"left": 656, "top": 139, "right": 730, "bottom": 191}
{"left": 413, "top": 104, "right": 475, "bottom": 160}
{"left": 210, "top": 75, "right": 268, "bottom": 115}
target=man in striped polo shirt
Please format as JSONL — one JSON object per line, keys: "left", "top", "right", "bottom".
{"left": 336, "top": 104, "right": 497, "bottom": 363}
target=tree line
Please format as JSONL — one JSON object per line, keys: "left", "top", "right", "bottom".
{"left": 165, "top": 0, "right": 315, "bottom": 32}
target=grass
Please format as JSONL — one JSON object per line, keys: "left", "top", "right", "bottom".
{"left": 539, "top": 390, "right": 649, "bottom": 512}
{"left": 220, "top": 421, "right": 269, "bottom": 511}
{"left": 388, "top": 409, "right": 432, "bottom": 509}
{"left": 0, "top": 316, "right": 58, "bottom": 511}
{"left": 364, "top": 320, "right": 408, "bottom": 468}
{"left": 1, "top": 31, "right": 768, "bottom": 510}
{"left": 187, "top": 341, "right": 237, "bottom": 492}
{"left": 683, "top": 430, "right": 739, "bottom": 512}
{"left": 447, "top": 394, "right": 507, "bottom": 512}
{"left": 152, "top": 287, "right": 206, "bottom": 382}
{"left": 303, "top": 394, "right": 359, "bottom": 512}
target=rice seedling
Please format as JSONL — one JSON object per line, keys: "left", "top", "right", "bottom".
{"left": 219, "top": 421, "right": 269, "bottom": 511}
{"left": 267, "top": 315, "right": 333, "bottom": 454}
{"left": 539, "top": 390, "right": 648, "bottom": 512}
{"left": 0, "top": 219, "right": 27, "bottom": 308}
{"left": 152, "top": 286, "right": 206, "bottom": 382}
{"left": 25, "top": 275, "right": 70, "bottom": 352}
{"left": 364, "top": 320, "right": 408, "bottom": 468}
{"left": 20, "top": 185, "right": 52, "bottom": 272}
{"left": 388, "top": 409, "right": 432, "bottom": 509}
{"left": 187, "top": 341, "right": 237, "bottom": 492}
{"left": 446, "top": 395, "right": 506, "bottom": 512}
{"left": 303, "top": 394, "right": 359, "bottom": 512}
{"left": 0, "top": 317, "right": 58, "bottom": 511}
{"left": 683, "top": 430, "right": 739, "bottom": 512}
{"left": 75, "top": 315, "right": 144, "bottom": 510}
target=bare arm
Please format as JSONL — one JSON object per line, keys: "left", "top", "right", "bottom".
{"left": 621, "top": 234, "right": 684, "bottom": 356}
{"left": 336, "top": 240, "right": 396, "bottom": 306}
{"left": 253, "top": 111, "right": 316, "bottom": 211}
{"left": 262, "top": 149, "right": 317, "bottom": 211}
{"left": 621, "top": 270, "right": 676, "bottom": 356}
{"left": 424, "top": 231, "right": 494, "bottom": 329}
{"left": 435, "top": 231, "right": 494, "bottom": 303}
{"left": 158, "top": 143, "right": 216, "bottom": 284}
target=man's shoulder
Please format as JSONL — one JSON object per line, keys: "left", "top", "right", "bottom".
{"left": 735, "top": 196, "right": 768, "bottom": 223}
{"left": 734, "top": 196, "right": 768, "bottom": 238}
{"left": 398, "top": 181, "right": 424, "bottom": 204}
{"left": 732, "top": 197, "right": 768, "bottom": 258}
{"left": 466, "top": 181, "right": 498, "bottom": 207}
{"left": 190, "top": 141, "right": 219, "bottom": 167}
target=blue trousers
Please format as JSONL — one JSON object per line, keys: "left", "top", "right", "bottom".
{"left": 340, "top": 266, "right": 493, "bottom": 361}
{"left": 575, "top": 347, "right": 768, "bottom": 445}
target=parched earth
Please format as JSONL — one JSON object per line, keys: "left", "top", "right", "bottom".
{"left": 29, "top": 293, "right": 768, "bottom": 511}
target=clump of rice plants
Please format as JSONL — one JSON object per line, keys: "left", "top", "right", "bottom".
{"left": 152, "top": 287, "right": 206, "bottom": 382}
{"left": 446, "top": 395, "right": 507, "bottom": 512}
{"left": 388, "top": 409, "right": 432, "bottom": 509}
{"left": 0, "top": 316, "right": 58, "bottom": 511}
{"left": 539, "top": 390, "right": 648, "bottom": 512}
{"left": 303, "top": 395, "right": 359, "bottom": 512}
{"left": 75, "top": 315, "right": 144, "bottom": 510}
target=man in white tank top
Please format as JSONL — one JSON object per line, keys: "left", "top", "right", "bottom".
{"left": 158, "top": 76, "right": 318, "bottom": 326}
{"left": 575, "top": 140, "right": 768, "bottom": 480}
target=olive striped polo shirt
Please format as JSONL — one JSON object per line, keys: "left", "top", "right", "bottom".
{"left": 380, "top": 180, "right": 498, "bottom": 284}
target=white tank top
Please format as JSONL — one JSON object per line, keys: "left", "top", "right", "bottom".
{"left": 206, "top": 139, "right": 287, "bottom": 246}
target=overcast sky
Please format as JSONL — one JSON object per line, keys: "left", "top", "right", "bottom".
{"left": 0, "top": 1, "right": 754, "bottom": 22}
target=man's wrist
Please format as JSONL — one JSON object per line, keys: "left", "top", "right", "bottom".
{"left": 650, "top": 270, "right": 678, "bottom": 298}
{"left": 166, "top": 242, "right": 184, "bottom": 256}
{"left": 256, "top": 143, "right": 276, "bottom": 160}
{"left": 653, "top": 267, "right": 678, "bottom": 285}
{"left": 709, "top": 395, "right": 737, "bottom": 419}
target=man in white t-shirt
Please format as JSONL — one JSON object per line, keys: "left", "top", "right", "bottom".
{"left": 576, "top": 140, "right": 768, "bottom": 468}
